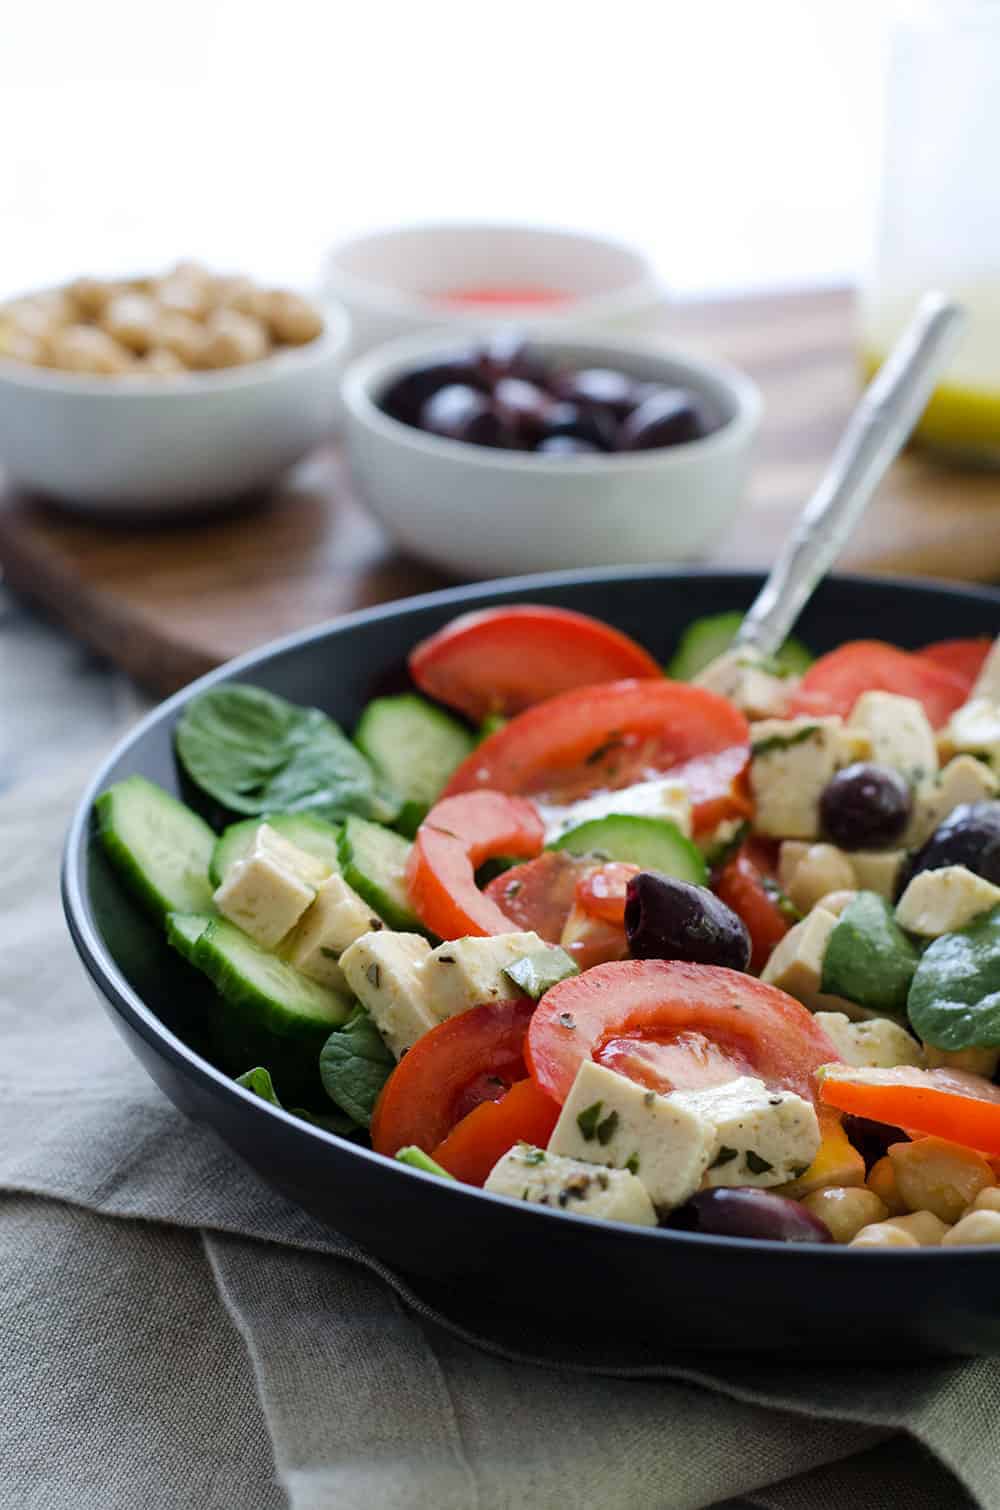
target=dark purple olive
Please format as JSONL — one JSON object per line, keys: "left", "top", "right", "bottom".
{"left": 554, "top": 367, "right": 638, "bottom": 420}
{"left": 617, "top": 387, "right": 709, "bottom": 450}
{"left": 897, "top": 800, "right": 1000, "bottom": 897}
{"left": 418, "top": 385, "right": 512, "bottom": 447}
{"left": 841, "top": 1114, "right": 909, "bottom": 1171}
{"left": 664, "top": 1188, "right": 833, "bottom": 1243}
{"left": 534, "top": 435, "right": 602, "bottom": 456}
{"left": 476, "top": 330, "right": 548, "bottom": 386}
{"left": 819, "top": 762, "right": 912, "bottom": 850}
{"left": 539, "top": 400, "right": 615, "bottom": 450}
{"left": 494, "top": 377, "right": 552, "bottom": 447}
{"left": 625, "top": 872, "right": 751, "bottom": 971}
{"left": 379, "top": 355, "right": 488, "bottom": 426}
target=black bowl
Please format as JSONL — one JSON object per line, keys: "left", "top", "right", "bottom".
{"left": 62, "top": 568, "right": 1000, "bottom": 1358}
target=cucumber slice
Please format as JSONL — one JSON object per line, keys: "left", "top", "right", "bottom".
{"left": 95, "top": 775, "right": 215, "bottom": 921}
{"left": 167, "top": 911, "right": 210, "bottom": 962}
{"left": 209, "top": 812, "right": 343, "bottom": 887}
{"left": 338, "top": 815, "right": 424, "bottom": 933}
{"left": 552, "top": 814, "right": 707, "bottom": 884}
{"left": 355, "top": 694, "right": 474, "bottom": 837}
{"left": 667, "top": 611, "right": 813, "bottom": 681}
{"left": 190, "top": 917, "right": 352, "bottom": 1038}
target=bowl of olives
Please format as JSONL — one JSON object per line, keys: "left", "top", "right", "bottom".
{"left": 341, "top": 330, "right": 761, "bottom": 576}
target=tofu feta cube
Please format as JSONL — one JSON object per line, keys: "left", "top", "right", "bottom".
{"left": 547, "top": 1060, "right": 716, "bottom": 1210}
{"left": 485, "top": 1143, "right": 656, "bottom": 1227}
{"left": 904, "top": 755, "right": 999, "bottom": 848}
{"left": 761, "top": 906, "right": 868, "bottom": 1017}
{"left": 847, "top": 692, "right": 938, "bottom": 785}
{"left": 970, "top": 637, "right": 1000, "bottom": 702}
{"left": 848, "top": 849, "right": 905, "bottom": 900}
{"left": 252, "top": 823, "right": 330, "bottom": 888}
{"left": 670, "top": 1076, "right": 820, "bottom": 1189}
{"left": 424, "top": 931, "right": 546, "bottom": 1021}
{"left": 540, "top": 777, "right": 692, "bottom": 842}
{"left": 942, "top": 698, "right": 1000, "bottom": 770}
{"left": 693, "top": 649, "right": 797, "bottom": 722}
{"left": 895, "top": 865, "right": 1000, "bottom": 938}
{"left": 339, "top": 931, "right": 436, "bottom": 1057}
{"left": 213, "top": 843, "right": 316, "bottom": 949}
{"left": 814, "top": 1011, "right": 925, "bottom": 1069}
{"left": 284, "top": 874, "right": 385, "bottom": 991}
{"left": 778, "top": 841, "right": 903, "bottom": 906}
{"left": 750, "top": 717, "right": 871, "bottom": 839}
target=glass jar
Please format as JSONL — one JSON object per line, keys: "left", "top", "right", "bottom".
{"left": 860, "top": 1, "right": 1000, "bottom": 465}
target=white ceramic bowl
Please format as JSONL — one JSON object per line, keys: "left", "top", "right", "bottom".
{"left": 342, "top": 331, "right": 762, "bottom": 576}
{"left": 322, "top": 223, "right": 666, "bottom": 363}
{"left": 0, "top": 302, "right": 350, "bottom": 514}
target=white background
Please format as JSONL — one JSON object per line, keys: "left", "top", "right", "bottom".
{"left": 1, "top": 1, "right": 893, "bottom": 301}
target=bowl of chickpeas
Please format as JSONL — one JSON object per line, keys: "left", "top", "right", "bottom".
{"left": 0, "top": 262, "right": 349, "bottom": 513}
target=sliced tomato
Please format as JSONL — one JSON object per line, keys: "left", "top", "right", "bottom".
{"left": 406, "top": 792, "right": 544, "bottom": 939}
{"left": 715, "top": 845, "right": 793, "bottom": 975}
{"left": 431, "top": 1076, "right": 560, "bottom": 1185}
{"left": 444, "top": 679, "right": 751, "bottom": 834}
{"left": 484, "top": 849, "right": 588, "bottom": 942}
{"left": 526, "top": 960, "right": 841, "bottom": 1106}
{"left": 575, "top": 862, "right": 640, "bottom": 926}
{"left": 371, "top": 997, "right": 537, "bottom": 1157}
{"left": 409, "top": 605, "right": 662, "bottom": 722}
{"left": 787, "top": 641, "right": 969, "bottom": 729}
{"left": 916, "top": 638, "right": 993, "bottom": 691}
{"left": 819, "top": 1065, "right": 1000, "bottom": 1154}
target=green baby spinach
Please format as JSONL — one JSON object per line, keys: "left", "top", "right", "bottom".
{"left": 236, "top": 1065, "right": 356, "bottom": 1135}
{"left": 319, "top": 1004, "right": 395, "bottom": 1128}
{"left": 820, "top": 891, "right": 920, "bottom": 1014}
{"left": 908, "top": 904, "right": 1000, "bottom": 1050}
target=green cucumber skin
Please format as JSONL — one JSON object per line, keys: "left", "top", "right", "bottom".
{"left": 191, "top": 918, "right": 352, "bottom": 1035}
{"left": 354, "top": 695, "right": 474, "bottom": 837}
{"left": 551, "top": 815, "right": 707, "bottom": 885}
{"left": 96, "top": 775, "right": 215, "bottom": 921}
{"left": 166, "top": 911, "right": 210, "bottom": 962}
{"left": 667, "top": 611, "right": 813, "bottom": 681}
{"left": 209, "top": 812, "right": 343, "bottom": 887}
{"left": 338, "top": 815, "right": 425, "bottom": 934}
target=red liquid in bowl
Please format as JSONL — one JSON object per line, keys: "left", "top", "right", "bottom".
{"left": 435, "top": 284, "right": 572, "bottom": 307}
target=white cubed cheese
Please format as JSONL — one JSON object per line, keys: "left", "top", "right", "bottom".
{"left": 423, "top": 931, "right": 545, "bottom": 1020}
{"left": 895, "top": 865, "right": 1000, "bottom": 938}
{"left": 252, "top": 823, "right": 331, "bottom": 887}
{"left": 540, "top": 777, "right": 692, "bottom": 843}
{"left": 847, "top": 692, "right": 938, "bottom": 785}
{"left": 484, "top": 1143, "right": 657, "bottom": 1227}
{"left": 971, "top": 638, "right": 1000, "bottom": 702}
{"left": 693, "top": 649, "right": 797, "bottom": 722}
{"left": 760, "top": 906, "right": 868, "bottom": 1017}
{"left": 905, "top": 755, "right": 999, "bottom": 848}
{"left": 779, "top": 841, "right": 903, "bottom": 905}
{"left": 943, "top": 698, "right": 1000, "bottom": 770}
{"left": 547, "top": 1059, "right": 716, "bottom": 1210}
{"left": 848, "top": 849, "right": 905, "bottom": 900}
{"left": 284, "top": 874, "right": 386, "bottom": 990}
{"left": 213, "top": 848, "right": 316, "bottom": 949}
{"left": 671, "top": 1076, "right": 820, "bottom": 1189}
{"left": 814, "top": 1011, "right": 925, "bottom": 1069}
{"left": 750, "top": 717, "right": 871, "bottom": 839}
{"left": 339, "top": 931, "right": 436, "bottom": 1057}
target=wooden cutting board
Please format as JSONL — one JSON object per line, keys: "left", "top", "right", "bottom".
{"left": 2, "top": 285, "right": 999, "bottom": 696}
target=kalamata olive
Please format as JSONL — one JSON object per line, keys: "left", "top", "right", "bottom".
{"left": 494, "top": 377, "right": 552, "bottom": 447}
{"left": 897, "top": 800, "right": 1000, "bottom": 897}
{"left": 554, "top": 367, "right": 638, "bottom": 420}
{"left": 539, "top": 400, "right": 615, "bottom": 450}
{"left": 379, "top": 356, "right": 488, "bottom": 425}
{"left": 534, "top": 435, "right": 602, "bottom": 456}
{"left": 819, "top": 762, "right": 912, "bottom": 850}
{"left": 617, "top": 387, "right": 709, "bottom": 450}
{"left": 418, "top": 385, "right": 512, "bottom": 447}
{"left": 665, "top": 1188, "right": 833, "bottom": 1243}
{"left": 476, "top": 330, "right": 548, "bottom": 386}
{"left": 625, "top": 872, "right": 751, "bottom": 971}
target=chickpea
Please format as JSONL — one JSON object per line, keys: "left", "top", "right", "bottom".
{"left": 0, "top": 323, "right": 45, "bottom": 364}
{"left": 140, "top": 347, "right": 187, "bottom": 376}
{"left": 850, "top": 1224, "right": 921, "bottom": 1249}
{"left": 201, "top": 309, "right": 270, "bottom": 369}
{"left": 46, "top": 325, "right": 133, "bottom": 375}
{"left": 101, "top": 293, "right": 160, "bottom": 354}
{"left": 67, "top": 277, "right": 117, "bottom": 318}
{"left": 852, "top": 1211, "right": 949, "bottom": 1247}
{"left": 785, "top": 844, "right": 856, "bottom": 914}
{"left": 4, "top": 298, "right": 60, "bottom": 340}
{"left": 941, "top": 1210, "right": 1000, "bottom": 1246}
{"left": 924, "top": 1044, "right": 1000, "bottom": 1078}
{"left": 802, "top": 1186, "right": 888, "bottom": 1244}
{"left": 214, "top": 275, "right": 269, "bottom": 320}
{"left": 815, "top": 889, "right": 857, "bottom": 918}
{"left": 968, "top": 1186, "right": 1000, "bottom": 1215}
{"left": 156, "top": 270, "right": 214, "bottom": 319}
{"left": 866, "top": 1155, "right": 907, "bottom": 1215}
{"left": 154, "top": 312, "right": 210, "bottom": 369}
{"left": 888, "top": 1137, "right": 993, "bottom": 1225}
{"left": 262, "top": 289, "right": 324, "bottom": 346}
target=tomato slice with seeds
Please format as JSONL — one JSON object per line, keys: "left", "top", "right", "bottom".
{"left": 444, "top": 679, "right": 750, "bottom": 834}
{"left": 787, "top": 641, "right": 969, "bottom": 729}
{"left": 409, "top": 605, "right": 662, "bottom": 722}
{"left": 431, "top": 1076, "right": 560, "bottom": 1185}
{"left": 714, "top": 844, "right": 793, "bottom": 975}
{"left": 406, "top": 792, "right": 544, "bottom": 939}
{"left": 484, "top": 849, "right": 587, "bottom": 942}
{"left": 527, "top": 960, "right": 841, "bottom": 1107}
{"left": 575, "top": 862, "right": 640, "bottom": 926}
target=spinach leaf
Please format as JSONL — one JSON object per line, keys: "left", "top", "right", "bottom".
{"left": 820, "top": 891, "right": 920, "bottom": 1014}
{"left": 908, "top": 904, "right": 1000, "bottom": 1050}
{"left": 236, "top": 1065, "right": 357, "bottom": 1135}
{"left": 236, "top": 1066, "right": 283, "bottom": 1104}
{"left": 504, "top": 945, "right": 578, "bottom": 1001}
{"left": 291, "top": 1106, "right": 359, "bottom": 1136}
{"left": 320, "top": 1004, "right": 394, "bottom": 1127}
{"left": 176, "top": 684, "right": 398, "bottom": 826}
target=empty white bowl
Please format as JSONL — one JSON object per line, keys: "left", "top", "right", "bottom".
{"left": 322, "top": 223, "right": 666, "bottom": 363}
{"left": 0, "top": 301, "right": 350, "bottom": 514}
{"left": 342, "top": 330, "right": 762, "bottom": 577}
